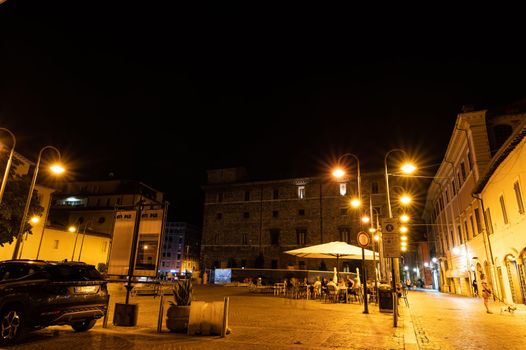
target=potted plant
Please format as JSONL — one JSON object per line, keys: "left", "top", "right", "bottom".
{"left": 166, "top": 278, "right": 192, "bottom": 332}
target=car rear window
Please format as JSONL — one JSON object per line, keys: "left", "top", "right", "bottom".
{"left": 45, "top": 265, "right": 104, "bottom": 281}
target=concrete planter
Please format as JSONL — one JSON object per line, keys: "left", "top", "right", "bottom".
{"left": 166, "top": 305, "right": 190, "bottom": 333}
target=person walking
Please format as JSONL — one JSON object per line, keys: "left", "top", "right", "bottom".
{"left": 472, "top": 278, "right": 478, "bottom": 297}
{"left": 480, "top": 274, "right": 493, "bottom": 314}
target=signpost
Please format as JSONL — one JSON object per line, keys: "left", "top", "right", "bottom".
{"left": 381, "top": 218, "right": 400, "bottom": 325}
{"left": 357, "top": 231, "right": 370, "bottom": 314}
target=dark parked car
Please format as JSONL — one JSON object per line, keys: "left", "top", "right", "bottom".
{"left": 0, "top": 260, "right": 109, "bottom": 345}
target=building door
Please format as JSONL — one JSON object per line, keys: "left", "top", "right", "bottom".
{"left": 497, "top": 267, "right": 507, "bottom": 303}
{"left": 518, "top": 253, "right": 526, "bottom": 305}
{"left": 505, "top": 256, "right": 524, "bottom": 304}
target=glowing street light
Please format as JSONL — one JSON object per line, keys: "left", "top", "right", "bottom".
{"left": 400, "top": 214, "right": 410, "bottom": 223}
{"left": 400, "top": 195, "right": 412, "bottom": 205}
{"left": 401, "top": 163, "right": 416, "bottom": 174}
{"left": 361, "top": 215, "right": 370, "bottom": 224}
{"left": 12, "top": 146, "right": 65, "bottom": 260}
{"left": 30, "top": 216, "right": 40, "bottom": 224}
{"left": 350, "top": 198, "right": 361, "bottom": 208}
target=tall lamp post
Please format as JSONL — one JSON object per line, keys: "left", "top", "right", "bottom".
{"left": 384, "top": 148, "right": 415, "bottom": 327}
{"left": 0, "top": 128, "right": 16, "bottom": 206}
{"left": 11, "top": 146, "right": 64, "bottom": 260}
{"left": 362, "top": 199, "right": 381, "bottom": 302}
{"left": 332, "top": 153, "right": 368, "bottom": 313}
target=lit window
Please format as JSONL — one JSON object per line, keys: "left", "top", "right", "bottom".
{"left": 298, "top": 186, "right": 305, "bottom": 199}
{"left": 339, "top": 183, "right": 347, "bottom": 196}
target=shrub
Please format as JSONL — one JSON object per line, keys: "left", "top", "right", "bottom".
{"left": 170, "top": 279, "right": 192, "bottom": 306}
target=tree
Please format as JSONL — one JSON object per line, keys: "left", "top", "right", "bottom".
{"left": 0, "top": 152, "right": 44, "bottom": 246}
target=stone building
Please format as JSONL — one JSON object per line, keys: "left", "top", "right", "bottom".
{"left": 424, "top": 100, "right": 526, "bottom": 301}
{"left": 201, "top": 167, "right": 399, "bottom": 272}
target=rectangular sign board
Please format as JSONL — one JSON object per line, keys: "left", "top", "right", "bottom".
{"left": 382, "top": 232, "right": 401, "bottom": 258}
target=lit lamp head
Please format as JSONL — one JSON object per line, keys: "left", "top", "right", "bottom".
{"left": 432, "top": 257, "right": 438, "bottom": 263}
{"left": 401, "top": 163, "right": 416, "bottom": 174}
{"left": 361, "top": 215, "right": 370, "bottom": 224}
{"left": 50, "top": 163, "right": 65, "bottom": 174}
{"left": 350, "top": 198, "right": 361, "bottom": 208}
{"left": 400, "top": 214, "right": 410, "bottom": 223}
{"left": 332, "top": 168, "right": 345, "bottom": 179}
{"left": 374, "top": 234, "right": 380, "bottom": 241}
{"left": 30, "top": 216, "right": 40, "bottom": 224}
{"left": 68, "top": 226, "right": 77, "bottom": 233}
{"left": 400, "top": 226, "right": 408, "bottom": 234}
{"left": 400, "top": 195, "right": 412, "bottom": 205}
{"left": 404, "top": 266, "right": 409, "bottom": 271}
{"left": 369, "top": 227, "right": 377, "bottom": 234}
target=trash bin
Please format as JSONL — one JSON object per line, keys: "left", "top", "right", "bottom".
{"left": 378, "top": 286, "right": 393, "bottom": 313}
{"left": 113, "top": 303, "right": 138, "bottom": 326}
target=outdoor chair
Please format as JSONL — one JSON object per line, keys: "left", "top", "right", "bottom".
{"left": 323, "top": 284, "right": 338, "bottom": 303}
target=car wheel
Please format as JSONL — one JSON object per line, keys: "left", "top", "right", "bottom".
{"left": 0, "top": 307, "right": 24, "bottom": 345}
{"left": 71, "top": 319, "right": 96, "bottom": 332}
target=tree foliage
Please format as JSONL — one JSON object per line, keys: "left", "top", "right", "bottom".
{"left": 0, "top": 152, "right": 44, "bottom": 246}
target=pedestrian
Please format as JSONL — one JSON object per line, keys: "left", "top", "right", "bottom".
{"left": 472, "top": 278, "right": 478, "bottom": 296}
{"left": 480, "top": 274, "right": 493, "bottom": 314}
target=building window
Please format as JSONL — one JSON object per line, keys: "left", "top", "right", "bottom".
{"left": 457, "top": 172, "right": 462, "bottom": 187}
{"left": 216, "top": 213, "right": 222, "bottom": 220}
{"left": 272, "top": 210, "right": 279, "bottom": 218}
{"left": 451, "top": 180, "right": 456, "bottom": 196}
{"left": 273, "top": 189, "right": 279, "bottom": 200}
{"left": 445, "top": 190, "right": 449, "bottom": 203}
{"left": 474, "top": 208, "right": 482, "bottom": 234}
{"left": 500, "top": 194, "right": 509, "bottom": 224}
{"left": 339, "top": 227, "right": 350, "bottom": 243}
{"left": 296, "top": 229, "right": 306, "bottom": 245}
{"left": 457, "top": 225, "right": 462, "bottom": 244}
{"left": 243, "top": 212, "right": 250, "bottom": 219}
{"left": 371, "top": 182, "right": 379, "bottom": 194}
{"left": 177, "top": 254, "right": 181, "bottom": 260}
{"left": 243, "top": 190, "right": 250, "bottom": 201}
{"left": 298, "top": 209, "right": 305, "bottom": 216}
{"left": 373, "top": 206, "right": 382, "bottom": 216}
{"left": 96, "top": 199, "right": 101, "bottom": 206}
{"left": 460, "top": 161, "right": 467, "bottom": 181}
{"left": 470, "top": 216, "right": 476, "bottom": 237}
{"left": 485, "top": 208, "right": 494, "bottom": 234}
{"left": 340, "top": 208, "right": 347, "bottom": 216}
{"left": 106, "top": 198, "right": 111, "bottom": 206}
{"left": 242, "top": 233, "right": 248, "bottom": 245}
{"left": 271, "top": 260, "right": 278, "bottom": 269}
{"left": 464, "top": 220, "right": 470, "bottom": 241}
{"left": 339, "top": 183, "right": 347, "bottom": 196}
{"left": 217, "top": 192, "right": 223, "bottom": 203}
{"left": 514, "top": 181, "right": 525, "bottom": 215}
{"left": 53, "top": 240, "right": 59, "bottom": 249}
{"left": 298, "top": 186, "right": 305, "bottom": 199}
{"left": 467, "top": 151, "right": 473, "bottom": 171}
{"left": 270, "top": 229, "right": 280, "bottom": 246}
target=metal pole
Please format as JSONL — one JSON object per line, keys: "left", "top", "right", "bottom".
{"left": 125, "top": 199, "right": 144, "bottom": 305}
{"left": 36, "top": 192, "right": 53, "bottom": 259}
{"left": 0, "top": 128, "right": 16, "bottom": 206}
{"left": 157, "top": 291, "right": 165, "bottom": 333}
{"left": 71, "top": 225, "right": 80, "bottom": 261}
{"left": 385, "top": 149, "right": 405, "bottom": 327}
{"left": 12, "top": 146, "right": 61, "bottom": 260}
{"left": 77, "top": 221, "right": 90, "bottom": 261}
{"left": 362, "top": 246, "right": 369, "bottom": 314}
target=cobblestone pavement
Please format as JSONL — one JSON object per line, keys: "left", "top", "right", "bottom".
{"left": 11, "top": 285, "right": 526, "bottom": 349}
{"left": 403, "top": 288, "right": 526, "bottom": 350}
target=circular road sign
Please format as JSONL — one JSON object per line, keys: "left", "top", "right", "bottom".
{"left": 357, "top": 231, "right": 370, "bottom": 248}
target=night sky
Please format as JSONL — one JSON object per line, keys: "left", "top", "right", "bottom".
{"left": 1, "top": 2, "right": 526, "bottom": 226}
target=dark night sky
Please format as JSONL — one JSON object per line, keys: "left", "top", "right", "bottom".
{"left": 1, "top": 2, "right": 526, "bottom": 226}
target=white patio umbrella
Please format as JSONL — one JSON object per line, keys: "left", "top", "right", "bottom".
{"left": 284, "top": 241, "right": 378, "bottom": 279}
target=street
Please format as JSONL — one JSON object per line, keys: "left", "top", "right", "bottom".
{"left": 7, "top": 285, "right": 526, "bottom": 349}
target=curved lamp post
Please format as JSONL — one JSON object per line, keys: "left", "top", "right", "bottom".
{"left": 384, "top": 148, "right": 415, "bottom": 327}
{"left": 333, "top": 153, "right": 368, "bottom": 313}
{"left": 11, "top": 146, "right": 64, "bottom": 260}
{"left": 0, "top": 128, "right": 16, "bottom": 206}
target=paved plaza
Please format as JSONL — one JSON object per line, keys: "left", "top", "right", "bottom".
{"left": 8, "top": 284, "right": 526, "bottom": 349}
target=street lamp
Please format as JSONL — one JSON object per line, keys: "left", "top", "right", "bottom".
{"left": 332, "top": 152, "right": 361, "bottom": 204}
{"left": 0, "top": 128, "right": 16, "bottom": 206}
{"left": 384, "top": 148, "right": 415, "bottom": 327}
{"left": 333, "top": 153, "right": 368, "bottom": 314}
{"left": 11, "top": 146, "right": 64, "bottom": 260}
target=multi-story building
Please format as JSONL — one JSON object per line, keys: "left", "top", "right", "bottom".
{"left": 48, "top": 179, "right": 168, "bottom": 278}
{"left": 424, "top": 101, "right": 526, "bottom": 302}
{"left": 201, "top": 167, "right": 404, "bottom": 273}
{"left": 160, "top": 222, "right": 201, "bottom": 276}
